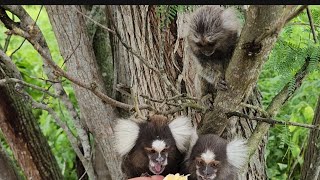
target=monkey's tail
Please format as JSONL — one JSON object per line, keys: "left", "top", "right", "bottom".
{"left": 226, "top": 139, "right": 248, "bottom": 169}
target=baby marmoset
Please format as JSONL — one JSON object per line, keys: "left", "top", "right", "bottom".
{"left": 187, "top": 5, "right": 241, "bottom": 99}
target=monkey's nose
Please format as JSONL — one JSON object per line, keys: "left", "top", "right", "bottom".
{"left": 156, "top": 156, "right": 164, "bottom": 163}
{"left": 203, "top": 167, "right": 211, "bottom": 176}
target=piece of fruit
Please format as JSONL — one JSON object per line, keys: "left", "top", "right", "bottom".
{"left": 163, "top": 173, "right": 189, "bottom": 180}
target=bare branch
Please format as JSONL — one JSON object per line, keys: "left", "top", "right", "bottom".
{"left": 285, "top": 5, "right": 308, "bottom": 24}
{"left": 306, "top": 7, "right": 318, "bottom": 43}
{"left": 227, "top": 111, "right": 320, "bottom": 130}
{"left": 240, "top": 102, "right": 269, "bottom": 117}
{"left": 0, "top": 77, "right": 57, "bottom": 98}
{"left": 289, "top": 22, "right": 320, "bottom": 28}
{"left": 3, "top": 34, "right": 11, "bottom": 53}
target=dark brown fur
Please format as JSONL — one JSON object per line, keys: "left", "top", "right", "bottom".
{"left": 188, "top": 5, "right": 240, "bottom": 97}
{"left": 122, "top": 116, "right": 184, "bottom": 178}
{"left": 182, "top": 134, "right": 237, "bottom": 180}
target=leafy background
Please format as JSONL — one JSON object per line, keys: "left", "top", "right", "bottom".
{"left": 0, "top": 5, "right": 319, "bottom": 180}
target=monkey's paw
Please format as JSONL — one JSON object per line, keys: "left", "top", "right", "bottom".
{"left": 216, "top": 79, "right": 228, "bottom": 91}
{"left": 164, "top": 173, "right": 189, "bottom": 180}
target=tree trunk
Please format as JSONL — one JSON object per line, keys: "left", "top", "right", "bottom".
{"left": 301, "top": 96, "right": 320, "bottom": 180}
{"left": 46, "top": 5, "right": 124, "bottom": 180}
{"left": 110, "top": 5, "right": 177, "bottom": 117}
{"left": 0, "top": 51, "right": 63, "bottom": 180}
{"left": 0, "top": 143, "right": 22, "bottom": 180}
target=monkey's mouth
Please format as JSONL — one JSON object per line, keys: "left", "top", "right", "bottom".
{"left": 197, "top": 174, "right": 216, "bottom": 180}
{"left": 149, "top": 163, "right": 165, "bottom": 175}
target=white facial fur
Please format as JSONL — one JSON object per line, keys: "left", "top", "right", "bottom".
{"left": 152, "top": 140, "right": 166, "bottom": 153}
{"left": 168, "top": 116, "right": 193, "bottom": 152}
{"left": 113, "top": 119, "right": 140, "bottom": 157}
{"left": 201, "top": 149, "right": 216, "bottom": 163}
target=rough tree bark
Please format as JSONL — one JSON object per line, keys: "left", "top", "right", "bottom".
{"left": 0, "top": 51, "right": 63, "bottom": 179}
{"left": 301, "top": 96, "right": 320, "bottom": 180}
{"left": 0, "top": 143, "right": 21, "bottom": 180}
{"left": 46, "top": 5, "right": 124, "bottom": 180}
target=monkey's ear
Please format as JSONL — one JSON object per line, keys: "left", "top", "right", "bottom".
{"left": 114, "top": 119, "right": 140, "bottom": 157}
{"left": 226, "top": 138, "right": 248, "bottom": 169}
{"left": 169, "top": 116, "right": 193, "bottom": 152}
{"left": 221, "top": 8, "right": 241, "bottom": 34}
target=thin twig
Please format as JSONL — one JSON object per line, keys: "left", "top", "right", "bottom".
{"left": 160, "top": 102, "right": 205, "bottom": 115}
{"left": 3, "top": 34, "right": 11, "bottom": 53}
{"left": 9, "top": 6, "right": 42, "bottom": 57}
{"left": 9, "top": 39, "right": 26, "bottom": 58}
{"left": 0, "top": 77, "right": 57, "bottom": 98}
{"left": 306, "top": 7, "right": 318, "bottom": 43}
{"left": 289, "top": 22, "right": 320, "bottom": 28}
{"left": 240, "top": 102, "right": 269, "bottom": 117}
{"left": 227, "top": 112, "right": 320, "bottom": 130}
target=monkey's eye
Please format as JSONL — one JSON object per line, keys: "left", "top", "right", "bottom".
{"left": 162, "top": 146, "right": 170, "bottom": 153}
{"left": 144, "top": 147, "right": 156, "bottom": 154}
{"left": 196, "top": 158, "right": 205, "bottom": 166}
{"left": 209, "top": 161, "right": 220, "bottom": 167}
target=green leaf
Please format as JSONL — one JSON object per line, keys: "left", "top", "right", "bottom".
{"left": 303, "top": 105, "right": 314, "bottom": 122}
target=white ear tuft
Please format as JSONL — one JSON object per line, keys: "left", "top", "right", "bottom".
{"left": 185, "top": 128, "right": 199, "bottom": 160}
{"left": 169, "top": 116, "right": 193, "bottom": 152}
{"left": 226, "top": 138, "right": 248, "bottom": 169}
{"left": 114, "top": 119, "right": 140, "bottom": 157}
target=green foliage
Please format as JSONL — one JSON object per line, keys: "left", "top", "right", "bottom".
{"left": 156, "top": 5, "right": 194, "bottom": 29}
{"left": 0, "top": 6, "right": 77, "bottom": 179}
{"left": 259, "top": 5, "right": 320, "bottom": 180}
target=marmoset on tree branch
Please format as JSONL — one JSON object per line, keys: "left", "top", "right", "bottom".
{"left": 114, "top": 115, "right": 194, "bottom": 178}
{"left": 182, "top": 134, "right": 248, "bottom": 180}
{"left": 187, "top": 5, "right": 241, "bottom": 99}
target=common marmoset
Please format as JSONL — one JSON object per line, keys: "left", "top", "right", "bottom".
{"left": 187, "top": 5, "right": 241, "bottom": 99}
{"left": 114, "top": 115, "right": 193, "bottom": 178}
{"left": 182, "top": 134, "right": 248, "bottom": 180}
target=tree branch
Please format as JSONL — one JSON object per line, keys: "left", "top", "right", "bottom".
{"left": 306, "top": 7, "right": 318, "bottom": 43}
{"left": 285, "top": 5, "right": 308, "bottom": 24}
{"left": 227, "top": 111, "right": 320, "bottom": 130}
{"left": 0, "top": 77, "right": 58, "bottom": 98}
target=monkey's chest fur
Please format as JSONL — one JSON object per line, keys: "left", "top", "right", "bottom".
{"left": 195, "top": 51, "right": 229, "bottom": 85}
